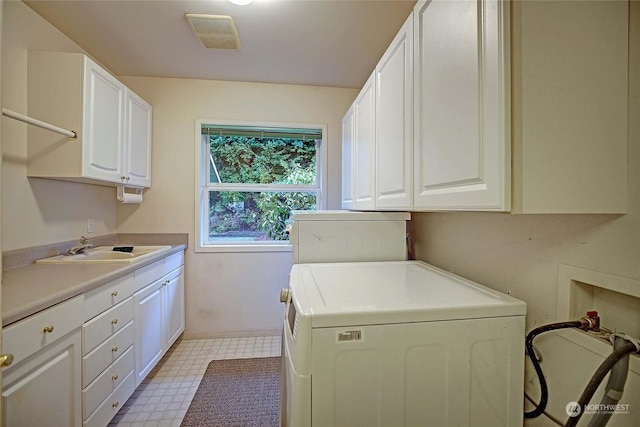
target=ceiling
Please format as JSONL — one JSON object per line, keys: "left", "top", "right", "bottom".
{"left": 24, "top": 0, "right": 416, "bottom": 89}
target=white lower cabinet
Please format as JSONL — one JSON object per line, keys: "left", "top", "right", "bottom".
{"left": 83, "top": 347, "right": 134, "bottom": 419}
{"left": 133, "top": 253, "right": 185, "bottom": 387}
{"left": 2, "top": 296, "right": 84, "bottom": 427}
{"left": 164, "top": 267, "right": 186, "bottom": 350}
{"left": 133, "top": 276, "right": 165, "bottom": 385}
{"left": 81, "top": 274, "right": 135, "bottom": 427}
{"left": 1, "top": 250, "right": 185, "bottom": 427}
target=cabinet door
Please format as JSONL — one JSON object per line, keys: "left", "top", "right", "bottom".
{"left": 341, "top": 105, "right": 355, "bottom": 209}
{"left": 163, "top": 267, "right": 185, "bottom": 349}
{"left": 413, "top": 0, "right": 510, "bottom": 211}
{"left": 353, "top": 71, "right": 376, "bottom": 210}
{"left": 124, "top": 90, "right": 152, "bottom": 188}
{"left": 82, "top": 56, "right": 126, "bottom": 183}
{"left": 133, "top": 279, "right": 164, "bottom": 386}
{"left": 375, "top": 12, "right": 413, "bottom": 210}
{"left": 3, "top": 329, "right": 82, "bottom": 427}
{"left": 511, "top": 0, "right": 628, "bottom": 213}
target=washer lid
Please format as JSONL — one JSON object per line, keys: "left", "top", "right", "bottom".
{"left": 290, "top": 261, "right": 526, "bottom": 328}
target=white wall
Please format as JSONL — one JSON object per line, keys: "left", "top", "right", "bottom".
{"left": 411, "top": 2, "right": 640, "bottom": 425}
{"left": 1, "top": 1, "right": 116, "bottom": 251}
{"left": 117, "top": 76, "right": 357, "bottom": 337}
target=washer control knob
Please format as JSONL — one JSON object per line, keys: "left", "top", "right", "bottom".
{"left": 280, "top": 288, "right": 290, "bottom": 303}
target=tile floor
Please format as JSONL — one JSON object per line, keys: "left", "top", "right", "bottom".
{"left": 109, "top": 335, "right": 282, "bottom": 427}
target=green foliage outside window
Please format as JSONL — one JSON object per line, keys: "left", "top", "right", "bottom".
{"left": 208, "top": 136, "right": 317, "bottom": 241}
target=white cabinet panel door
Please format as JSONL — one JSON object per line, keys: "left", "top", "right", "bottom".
{"left": 133, "top": 279, "right": 164, "bottom": 386}
{"left": 83, "top": 57, "right": 126, "bottom": 183}
{"left": 163, "top": 267, "right": 185, "bottom": 349}
{"left": 375, "top": 12, "right": 413, "bottom": 210}
{"left": 413, "top": 0, "right": 510, "bottom": 211}
{"left": 341, "top": 105, "right": 355, "bottom": 209}
{"left": 125, "top": 90, "right": 152, "bottom": 187}
{"left": 353, "top": 71, "right": 376, "bottom": 210}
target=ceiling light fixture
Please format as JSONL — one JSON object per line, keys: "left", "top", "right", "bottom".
{"left": 228, "top": 0, "right": 254, "bottom": 5}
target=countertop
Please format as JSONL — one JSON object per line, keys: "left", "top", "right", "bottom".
{"left": 2, "top": 236, "right": 187, "bottom": 326}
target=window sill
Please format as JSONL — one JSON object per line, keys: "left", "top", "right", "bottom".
{"left": 195, "top": 244, "right": 294, "bottom": 254}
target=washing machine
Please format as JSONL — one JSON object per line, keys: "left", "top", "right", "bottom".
{"left": 281, "top": 261, "right": 526, "bottom": 427}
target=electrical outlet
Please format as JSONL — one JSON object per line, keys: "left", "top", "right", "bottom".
{"left": 87, "top": 218, "right": 95, "bottom": 234}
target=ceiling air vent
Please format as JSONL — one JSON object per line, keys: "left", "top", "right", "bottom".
{"left": 185, "top": 14, "right": 241, "bottom": 50}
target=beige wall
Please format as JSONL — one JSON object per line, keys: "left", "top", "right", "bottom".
{"left": 1, "top": 1, "right": 116, "bottom": 251}
{"left": 2, "top": 1, "right": 357, "bottom": 337}
{"left": 411, "top": 2, "right": 640, "bottom": 425}
{"left": 118, "top": 73, "right": 357, "bottom": 338}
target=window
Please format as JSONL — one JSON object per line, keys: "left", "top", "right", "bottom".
{"left": 196, "top": 120, "right": 326, "bottom": 252}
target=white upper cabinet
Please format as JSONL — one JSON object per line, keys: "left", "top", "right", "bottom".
{"left": 353, "top": 71, "right": 377, "bottom": 210}
{"left": 341, "top": 104, "right": 355, "bottom": 209}
{"left": 375, "top": 12, "right": 413, "bottom": 210}
{"left": 82, "top": 57, "right": 127, "bottom": 183}
{"left": 27, "top": 52, "right": 153, "bottom": 188}
{"left": 124, "top": 90, "right": 153, "bottom": 188}
{"left": 342, "top": 0, "right": 628, "bottom": 214}
{"left": 510, "top": 0, "right": 628, "bottom": 213}
{"left": 413, "top": 0, "right": 510, "bottom": 211}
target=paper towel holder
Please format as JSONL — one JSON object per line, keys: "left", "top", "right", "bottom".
{"left": 117, "top": 185, "right": 144, "bottom": 203}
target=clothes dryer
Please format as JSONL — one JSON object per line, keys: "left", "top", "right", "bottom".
{"left": 282, "top": 261, "right": 526, "bottom": 427}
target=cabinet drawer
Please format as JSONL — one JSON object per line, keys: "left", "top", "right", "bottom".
{"left": 83, "top": 297, "right": 133, "bottom": 355}
{"left": 165, "top": 251, "right": 184, "bottom": 274}
{"left": 2, "top": 295, "right": 84, "bottom": 366}
{"left": 83, "top": 346, "right": 133, "bottom": 420}
{"left": 83, "top": 322, "right": 133, "bottom": 387}
{"left": 134, "top": 259, "right": 164, "bottom": 292}
{"left": 84, "top": 273, "right": 134, "bottom": 321}
{"left": 83, "top": 369, "right": 135, "bottom": 427}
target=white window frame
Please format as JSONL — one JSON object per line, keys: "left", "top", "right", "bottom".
{"left": 195, "top": 119, "right": 327, "bottom": 253}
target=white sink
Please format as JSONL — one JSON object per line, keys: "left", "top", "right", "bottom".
{"left": 36, "top": 245, "right": 172, "bottom": 264}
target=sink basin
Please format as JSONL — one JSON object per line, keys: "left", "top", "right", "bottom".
{"left": 36, "top": 245, "right": 172, "bottom": 264}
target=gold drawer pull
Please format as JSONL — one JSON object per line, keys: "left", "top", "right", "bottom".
{"left": 43, "top": 325, "right": 54, "bottom": 334}
{"left": 112, "top": 401, "right": 119, "bottom": 408}
{"left": 0, "top": 353, "right": 14, "bottom": 367}
{"left": 111, "top": 291, "right": 118, "bottom": 297}
{"left": 112, "top": 374, "right": 119, "bottom": 381}
{"left": 111, "top": 346, "right": 119, "bottom": 352}
{"left": 111, "top": 318, "right": 118, "bottom": 325}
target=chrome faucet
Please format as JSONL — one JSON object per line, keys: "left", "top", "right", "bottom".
{"left": 66, "top": 236, "right": 94, "bottom": 255}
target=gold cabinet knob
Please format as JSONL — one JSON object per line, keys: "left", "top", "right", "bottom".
{"left": 280, "top": 288, "right": 290, "bottom": 303}
{"left": 111, "top": 346, "right": 119, "bottom": 352}
{"left": 111, "top": 318, "right": 118, "bottom": 325}
{"left": 0, "top": 353, "right": 14, "bottom": 367}
{"left": 112, "top": 401, "right": 119, "bottom": 408}
{"left": 112, "top": 374, "right": 119, "bottom": 381}
{"left": 43, "top": 325, "right": 54, "bottom": 333}
{"left": 111, "top": 290, "right": 118, "bottom": 297}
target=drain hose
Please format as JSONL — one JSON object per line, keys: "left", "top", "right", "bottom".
{"left": 524, "top": 321, "right": 584, "bottom": 419}
{"left": 565, "top": 337, "right": 638, "bottom": 427}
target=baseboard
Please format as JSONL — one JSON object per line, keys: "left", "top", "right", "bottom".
{"left": 182, "top": 329, "right": 282, "bottom": 340}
